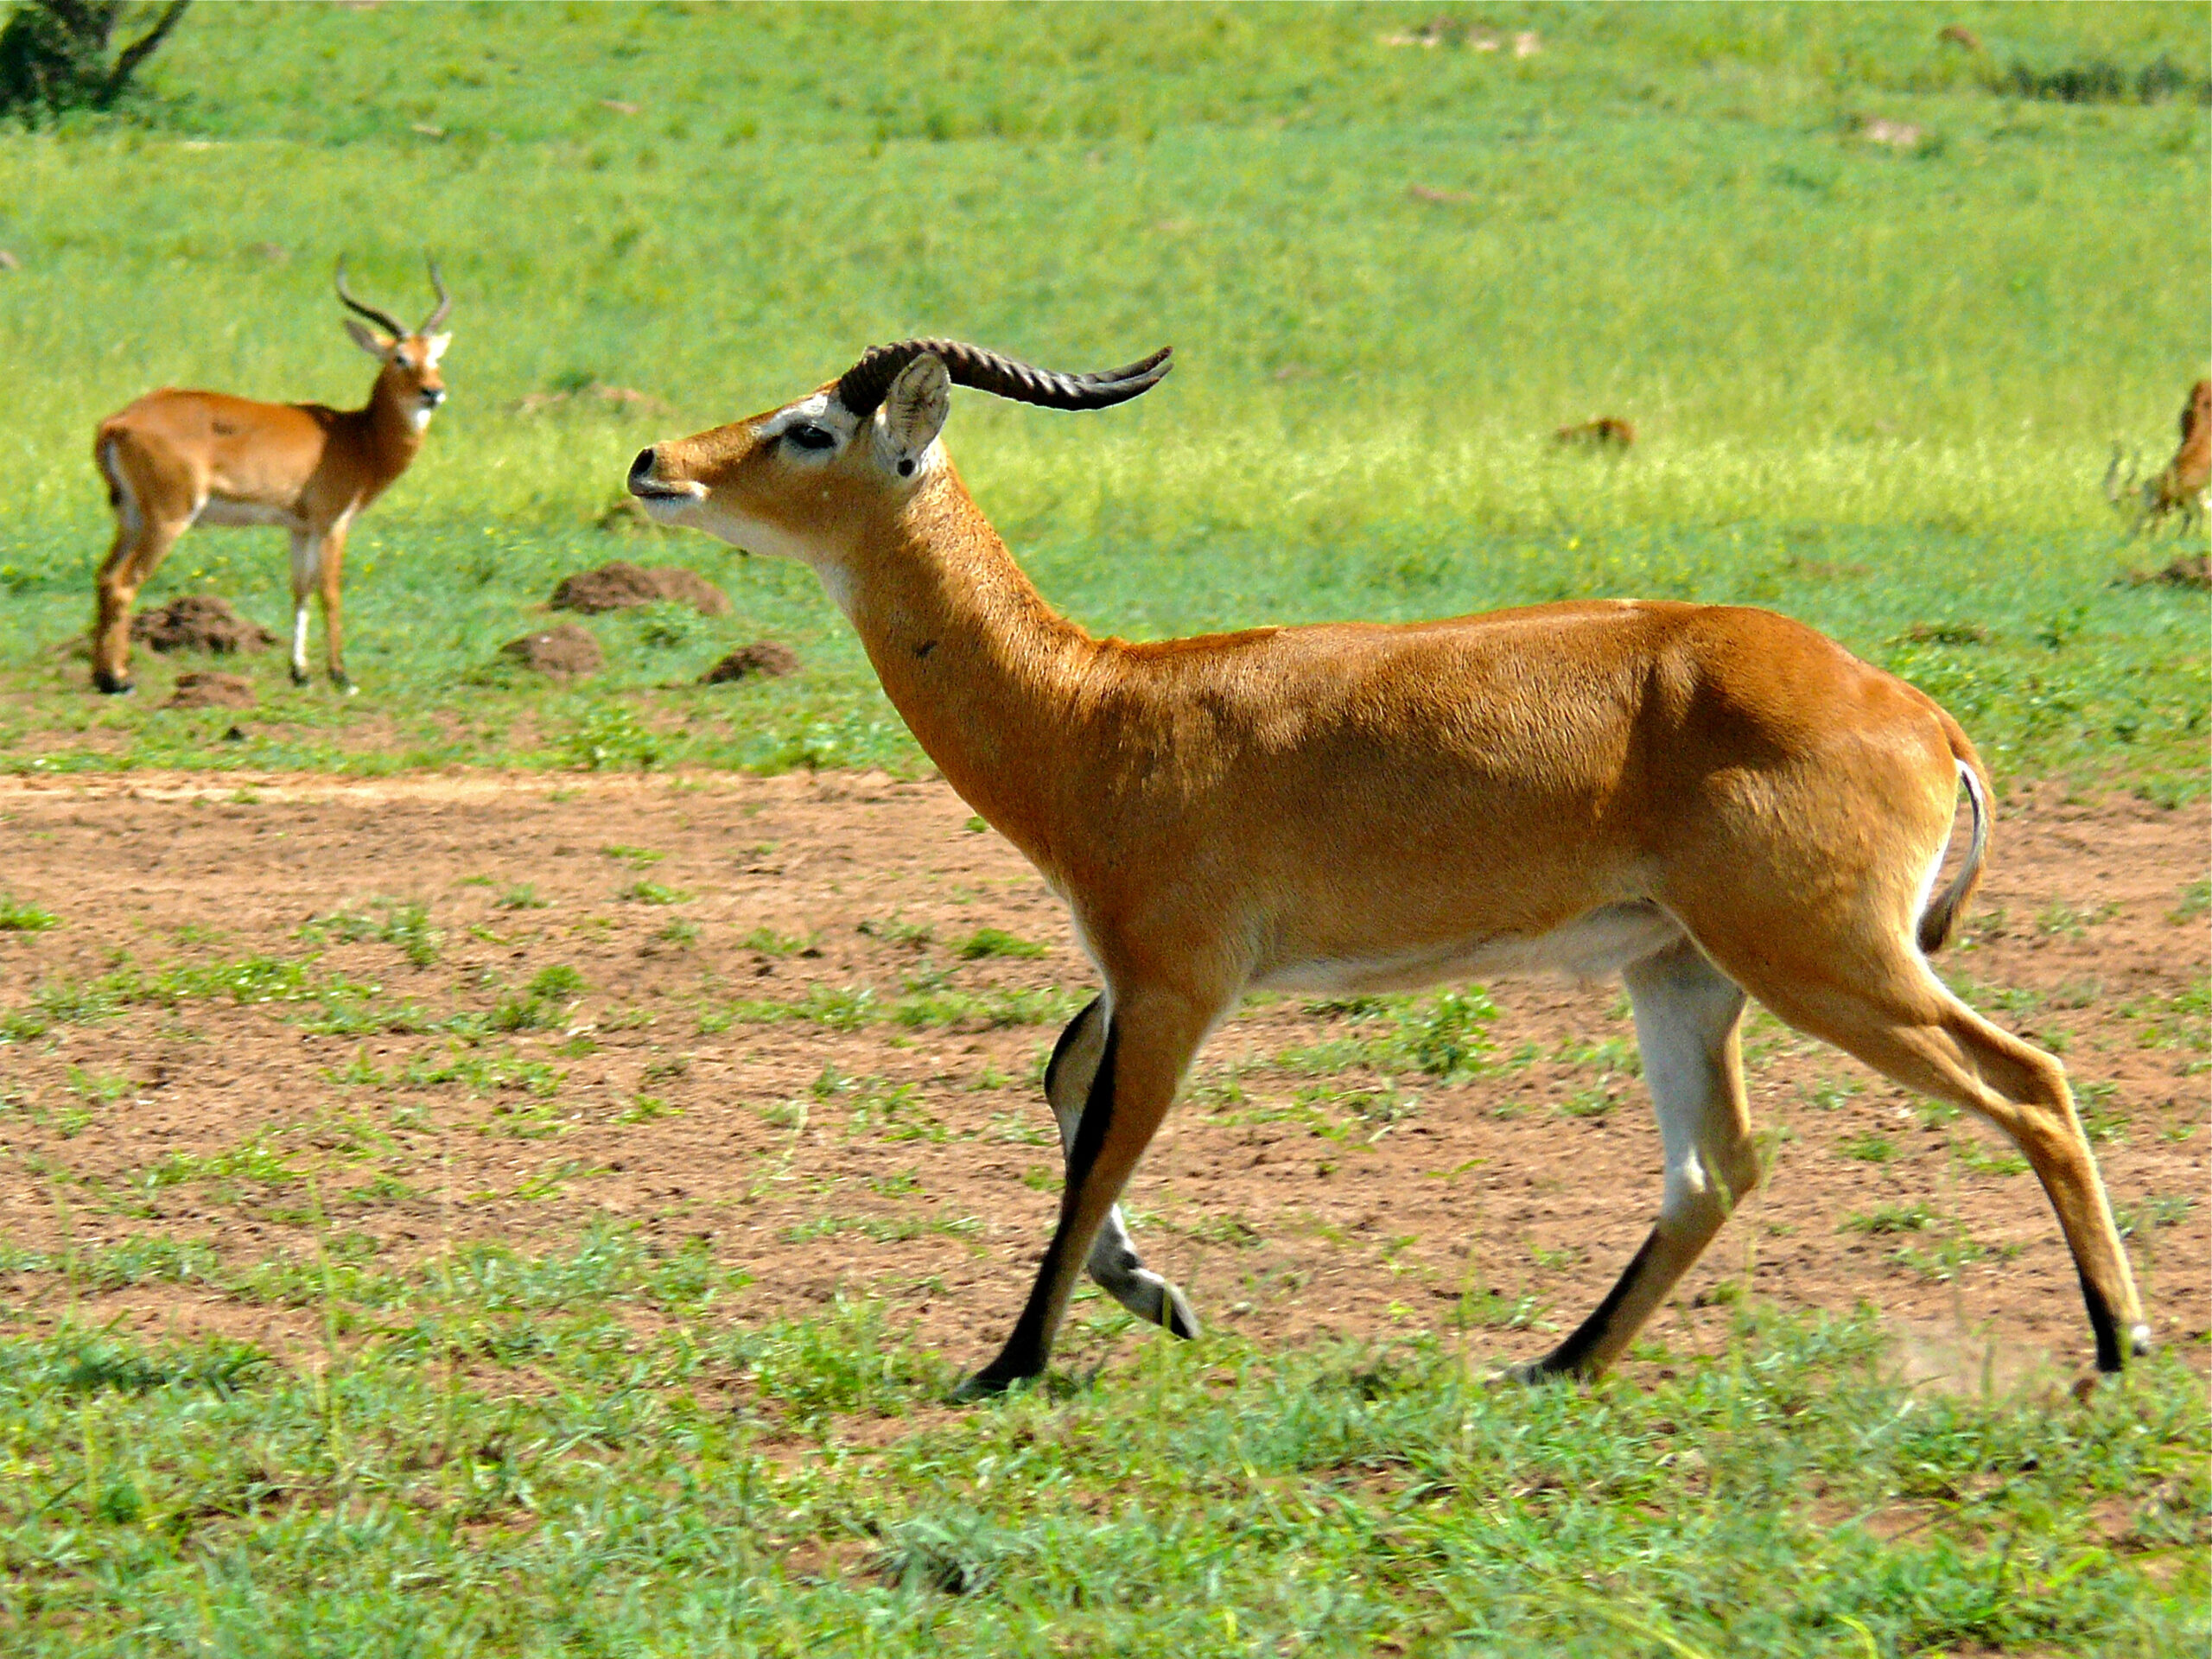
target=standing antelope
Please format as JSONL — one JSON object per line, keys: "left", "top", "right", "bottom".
{"left": 630, "top": 338, "right": 2150, "bottom": 1397}
{"left": 2105, "top": 378, "right": 2212, "bottom": 537}
{"left": 91, "top": 259, "right": 453, "bottom": 694}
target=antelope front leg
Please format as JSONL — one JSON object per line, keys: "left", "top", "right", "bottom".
{"left": 287, "top": 531, "right": 317, "bottom": 685}
{"left": 1043, "top": 997, "right": 1199, "bottom": 1338}
{"left": 318, "top": 519, "right": 353, "bottom": 690}
{"left": 959, "top": 987, "right": 1214, "bottom": 1398}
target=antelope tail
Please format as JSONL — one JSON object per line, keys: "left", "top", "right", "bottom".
{"left": 1919, "top": 751, "right": 1990, "bottom": 955}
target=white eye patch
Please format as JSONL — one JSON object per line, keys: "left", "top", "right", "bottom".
{"left": 757, "top": 394, "right": 855, "bottom": 448}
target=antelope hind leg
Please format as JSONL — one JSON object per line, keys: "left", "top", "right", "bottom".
{"left": 1043, "top": 996, "right": 1198, "bottom": 1338}
{"left": 1512, "top": 940, "right": 1760, "bottom": 1382}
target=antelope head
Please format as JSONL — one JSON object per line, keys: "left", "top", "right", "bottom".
{"left": 626, "top": 339, "right": 1172, "bottom": 575}
{"left": 337, "top": 257, "right": 453, "bottom": 429}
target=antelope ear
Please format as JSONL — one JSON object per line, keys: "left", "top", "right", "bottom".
{"left": 344, "top": 319, "right": 394, "bottom": 359}
{"left": 876, "top": 353, "right": 950, "bottom": 478}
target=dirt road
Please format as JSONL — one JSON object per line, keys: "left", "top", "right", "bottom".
{"left": 1, "top": 770, "right": 2203, "bottom": 1388}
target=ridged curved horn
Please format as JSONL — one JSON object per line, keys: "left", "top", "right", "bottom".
{"left": 334, "top": 258, "right": 407, "bottom": 340}
{"left": 836, "top": 339, "right": 1172, "bottom": 418}
{"left": 418, "top": 257, "right": 452, "bottom": 334}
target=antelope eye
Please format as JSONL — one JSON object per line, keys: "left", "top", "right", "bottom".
{"left": 783, "top": 423, "right": 836, "bottom": 451}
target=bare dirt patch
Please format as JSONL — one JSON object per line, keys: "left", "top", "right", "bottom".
{"left": 549, "top": 562, "right": 730, "bottom": 616}
{"left": 130, "top": 594, "right": 277, "bottom": 656}
{"left": 162, "top": 671, "right": 257, "bottom": 711}
{"left": 700, "top": 642, "right": 802, "bottom": 683}
{"left": 498, "top": 621, "right": 604, "bottom": 677}
{"left": 0, "top": 771, "right": 2202, "bottom": 1386}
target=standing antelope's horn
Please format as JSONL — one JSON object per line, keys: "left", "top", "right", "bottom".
{"left": 418, "top": 257, "right": 452, "bottom": 334}
{"left": 836, "top": 338, "right": 1173, "bottom": 419}
{"left": 334, "top": 258, "right": 408, "bottom": 339}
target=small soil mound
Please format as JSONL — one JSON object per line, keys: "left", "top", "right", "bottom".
{"left": 550, "top": 563, "right": 730, "bottom": 616}
{"left": 499, "top": 622, "right": 604, "bottom": 677}
{"left": 2153, "top": 552, "right": 2210, "bottom": 590}
{"left": 162, "top": 672, "right": 257, "bottom": 711}
{"left": 2120, "top": 552, "right": 2211, "bottom": 591}
{"left": 131, "top": 595, "right": 276, "bottom": 655}
{"left": 699, "top": 641, "right": 802, "bottom": 684}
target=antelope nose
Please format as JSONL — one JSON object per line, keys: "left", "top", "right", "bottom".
{"left": 627, "top": 448, "right": 658, "bottom": 492}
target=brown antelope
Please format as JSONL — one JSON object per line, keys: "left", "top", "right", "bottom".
{"left": 91, "top": 259, "right": 453, "bottom": 694}
{"left": 2106, "top": 378, "right": 2212, "bottom": 537}
{"left": 629, "top": 338, "right": 2150, "bottom": 1397}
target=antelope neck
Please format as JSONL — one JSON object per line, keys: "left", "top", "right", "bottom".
{"left": 364, "top": 377, "right": 429, "bottom": 468}
{"left": 842, "top": 474, "right": 1102, "bottom": 866}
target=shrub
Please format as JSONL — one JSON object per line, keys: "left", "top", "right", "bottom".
{"left": 0, "top": 0, "right": 191, "bottom": 124}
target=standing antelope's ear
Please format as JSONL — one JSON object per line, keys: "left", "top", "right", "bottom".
{"left": 344, "top": 319, "right": 394, "bottom": 359}
{"left": 876, "top": 352, "right": 950, "bottom": 479}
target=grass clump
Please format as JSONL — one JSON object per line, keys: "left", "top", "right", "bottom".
{"left": 299, "top": 897, "right": 442, "bottom": 967}
{"left": 956, "top": 927, "right": 1046, "bottom": 961}
{"left": 0, "top": 894, "right": 56, "bottom": 931}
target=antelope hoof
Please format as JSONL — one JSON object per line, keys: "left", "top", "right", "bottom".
{"left": 289, "top": 664, "right": 310, "bottom": 687}
{"left": 2130, "top": 1323, "right": 2155, "bottom": 1359}
{"left": 949, "top": 1368, "right": 1032, "bottom": 1404}
{"left": 331, "top": 673, "right": 356, "bottom": 696}
{"left": 1492, "top": 1356, "right": 1578, "bottom": 1389}
{"left": 92, "top": 670, "right": 134, "bottom": 696}
{"left": 1158, "top": 1281, "right": 1200, "bottom": 1340}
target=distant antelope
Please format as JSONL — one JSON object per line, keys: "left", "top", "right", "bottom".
{"left": 630, "top": 338, "right": 2148, "bottom": 1396}
{"left": 91, "top": 259, "right": 453, "bottom": 694}
{"left": 2106, "top": 378, "right": 2211, "bottom": 537}
{"left": 1554, "top": 416, "right": 1636, "bottom": 449}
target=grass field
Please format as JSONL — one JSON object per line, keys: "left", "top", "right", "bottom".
{"left": 0, "top": 2, "right": 2204, "bottom": 790}
{"left": 0, "top": 3, "right": 2207, "bottom": 1652}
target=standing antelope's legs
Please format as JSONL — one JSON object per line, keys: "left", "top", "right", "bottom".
{"left": 91, "top": 442, "right": 188, "bottom": 695}
{"left": 92, "top": 514, "right": 188, "bottom": 696}
{"left": 960, "top": 987, "right": 1215, "bottom": 1396}
{"left": 287, "top": 531, "right": 320, "bottom": 686}
{"left": 92, "top": 520, "right": 143, "bottom": 695}
{"left": 1519, "top": 939, "right": 1761, "bottom": 1380}
{"left": 317, "top": 520, "right": 353, "bottom": 690}
{"left": 1043, "top": 997, "right": 1200, "bottom": 1338}
{"left": 1727, "top": 954, "right": 2150, "bottom": 1371}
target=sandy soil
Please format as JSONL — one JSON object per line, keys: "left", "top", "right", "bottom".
{"left": 0, "top": 769, "right": 2203, "bottom": 1390}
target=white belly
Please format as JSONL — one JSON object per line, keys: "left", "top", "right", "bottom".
{"left": 195, "top": 496, "right": 302, "bottom": 531}
{"left": 1256, "top": 901, "right": 1686, "bottom": 995}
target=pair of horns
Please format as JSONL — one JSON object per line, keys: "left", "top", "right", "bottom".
{"left": 334, "top": 256, "right": 452, "bottom": 339}
{"left": 836, "top": 338, "right": 1172, "bottom": 419}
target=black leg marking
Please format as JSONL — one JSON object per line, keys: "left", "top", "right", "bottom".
{"left": 969, "top": 1016, "right": 1120, "bottom": 1391}
{"left": 1062, "top": 1015, "right": 1120, "bottom": 1194}
{"left": 1043, "top": 996, "right": 1103, "bottom": 1103}
{"left": 2078, "top": 1268, "right": 2124, "bottom": 1374}
{"left": 1526, "top": 1231, "right": 1659, "bottom": 1380}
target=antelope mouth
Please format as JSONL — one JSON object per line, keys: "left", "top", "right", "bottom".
{"left": 626, "top": 447, "right": 706, "bottom": 511}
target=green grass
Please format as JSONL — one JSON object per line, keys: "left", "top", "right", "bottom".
{"left": 0, "top": 3, "right": 2201, "bottom": 794}
{"left": 0, "top": 1237, "right": 2201, "bottom": 1656}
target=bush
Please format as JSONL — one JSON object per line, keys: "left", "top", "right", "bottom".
{"left": 0, "top": 0, "right": 189, "bottom": 124}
